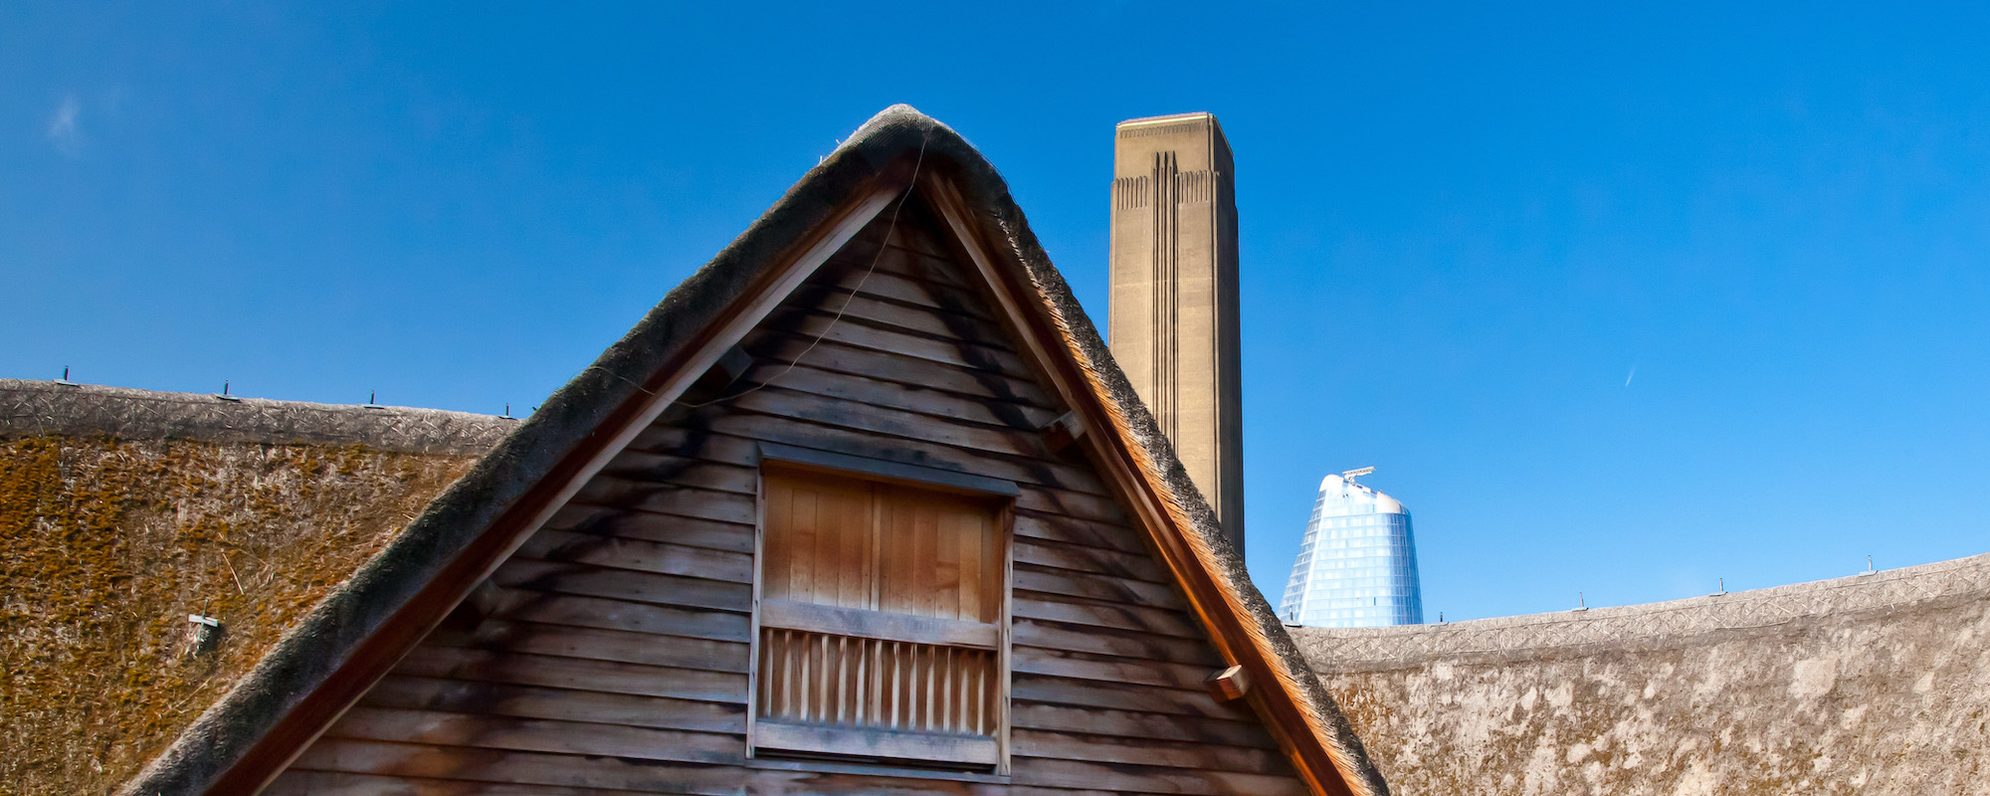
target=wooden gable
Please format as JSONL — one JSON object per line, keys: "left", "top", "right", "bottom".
{"left": 267, "top": 197, "right": 1312, "bottom": 795}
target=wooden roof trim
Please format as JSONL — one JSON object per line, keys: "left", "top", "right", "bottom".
{"left": 923, "top": 174, "right": 1367, "bottom": 796}
{"left": 199, "top": 181, "right": 904, "bottom": 794}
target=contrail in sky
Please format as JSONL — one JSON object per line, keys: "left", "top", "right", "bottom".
{"left": 1624, "top": 365, "right": 1637, "bottom": 387}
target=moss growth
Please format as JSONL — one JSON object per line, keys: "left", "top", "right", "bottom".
{"left": 0, "top": 435, "right": 478, "bottom": 794}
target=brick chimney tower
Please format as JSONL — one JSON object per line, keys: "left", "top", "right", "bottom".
{"left": 1108, "top": 113, "right": 1245, "bottom": 554}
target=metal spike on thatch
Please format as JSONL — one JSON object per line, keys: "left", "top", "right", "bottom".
{"left": 186, "top": 614, "right": 223, "bottom": 657}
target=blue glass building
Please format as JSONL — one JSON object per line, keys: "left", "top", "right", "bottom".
{"left": 1279, "top": 469, "right": 1423, "bottom": 627}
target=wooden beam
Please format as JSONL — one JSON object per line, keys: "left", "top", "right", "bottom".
{"left": 754, "top": 720, "right": 999, "bottom": 767}
{"left": 1039, "top": 411, "right": 1085, "bottom": 454}
{"left": 757, "top": 442, "right": 1020, "bottom": 498}
{"left": 758, "top": 599, "right": 999, "bottom": 650}
{"left": 1205, "top": 664, "right": 1251, "bottom": 702}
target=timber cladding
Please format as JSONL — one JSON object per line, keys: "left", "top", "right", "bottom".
{"left": 265, "top": 198, "right": 1309, "bottom": 794}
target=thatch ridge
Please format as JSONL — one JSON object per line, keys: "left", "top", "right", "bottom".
{"left": 0, "top": 379, "right": 513, "bottom": 455}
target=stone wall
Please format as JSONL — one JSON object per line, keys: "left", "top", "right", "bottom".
{"left": 1296, "top": 554, "right": 1990, "bottom": 795}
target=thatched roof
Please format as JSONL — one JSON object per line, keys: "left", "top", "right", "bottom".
{"left": 0, "top": 380, "right": 503, "bottom": 795}
{"left": 112, "top": 105, "right": 1387, "bottom": 795}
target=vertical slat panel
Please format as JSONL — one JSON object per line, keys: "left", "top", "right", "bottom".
{"left": 937, "top": 508, "right": 961, "bottom": 620}
{"left": 756, "top": 469, "right": 1006, "bottom": 750}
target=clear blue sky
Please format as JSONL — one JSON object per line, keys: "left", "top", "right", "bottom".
{"left": 6, "top": 3, "right": 1988, "bottom": 620}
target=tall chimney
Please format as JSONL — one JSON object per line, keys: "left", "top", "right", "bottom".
{"left": 1108, "top": 113, "right": 1245, "bottom": 554}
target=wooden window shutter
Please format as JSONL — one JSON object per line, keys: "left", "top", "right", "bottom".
{"left": 753, "top": 466, "right": 1010, "bottom": 771}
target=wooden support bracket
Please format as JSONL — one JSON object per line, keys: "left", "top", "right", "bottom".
{"left": 1039, "top": 410, "right": 1086, "bottom": 454}
{"left": 1205, "top": 664, "right": 1251, "bottom": 703}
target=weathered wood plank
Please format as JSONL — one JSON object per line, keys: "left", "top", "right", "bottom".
{"left": 543, "top": 503, "right": 755, "bottom": 553}
{"left": 755, "top": 720, "right": 999, "bottom": 767}
{"left": 846, "top": 212, "right": 958, "bottom": 259}
{"left": 496, "top": 592, "right": 749, "bottom": 643}
{"left": 1012, "top": 728, "right": 1287, "bottom": 774}
{"left": 821, "top": 246, "right": 978, "bottom": 295}
{"left": 430, "top": 618, "right": 748, "bottom": 673}
{"left": 268, "top": 770, "right": 630, "bottom": 796}
{"left": 745, "top": 333, "right": 1057, "bottom": 409}
{"left": 290, "top": 738, "right": 1118, "bottom": 795}
{"left": 361, "top": 674, "right": 745, "bottom": 735}
{"left": 1009, "top": 702, "right": 1277, "bottom": 749}
{"left": 725, "top": 388, "right": 1046, "bottom": 460}
{"left": 825, "top": 234, "right": 968, "bottom": 278}
{"left": 1012, "top": 756, "right": 1309, "bottom": 796}
{"left": 597, "top": 452, "right": 758, "bottom": 494}
{"left": 1011, "top": 646, "right": 1214, "bottom": 690}
{"left": 641, "top": 420, "right": 1108, "bottom": 500}
{"left": 1011, "top": 513, "right": 1147, "bottom": 555}
{"left": 818, "top": 263, "right": 976, "bottom": 318}
{"left": 722, "top": 413, "right": 1074, "bottom": 489}
{"left": 773, "top": 309, "right": 1035, "bottom": 380}
{"left": 788, "top": 282, "right": 1014, "bottom": 350}
{"left": 396, "top": 647, "right": 746, "bottom": 705}
{"left": 323, "top": 706, "right": 742, "bottom": 765}
{"left": 1013, "top": 537, "right": 1167, "bottom": 583}
{"left": 1013, "top": 618, "right": 1223, "bottom": 666}
{"left": 517, "top": 529, "right": 755, "bottom": 584}
{"left": 495, "top": 558, "right": 752, "bottom": 613}
{"left": 1012, "top": 591, "right": 1199, "bottom": 639}
{"left": 286, "top": 739, "right": 751, "bottom": 796}
{"left": 1011, "top": 674, "right": 1251, "bottom": 720}
{"left": 761, "top": 599, "right": 999, "bottom": 649}
{"left": 740, "top": 361, "right": 1056, "bottom": 432}
{"left": 1013, "top": 487, "right": 1129, "bottom": 526}
{"left": 565, "top": 480, "right": 758, "bottom": 525}
{"left": 1012, "top": 564, "right": 1186, "bottom": 610}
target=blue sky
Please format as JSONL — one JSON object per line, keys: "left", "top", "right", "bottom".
{"left": 5, "top": 3, "right": 1988, "bottom": 620}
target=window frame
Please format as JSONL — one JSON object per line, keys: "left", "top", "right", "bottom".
{"left": 747, "top": 443, "right": 1015, "bottom": 776}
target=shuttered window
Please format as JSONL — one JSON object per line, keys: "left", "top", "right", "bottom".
{"left": 751, "top": 465, "right": 1010, "bottom": 770}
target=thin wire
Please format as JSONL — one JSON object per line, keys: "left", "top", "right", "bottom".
{"left": 680, "top": 131, "right": 932, "bottom": 409}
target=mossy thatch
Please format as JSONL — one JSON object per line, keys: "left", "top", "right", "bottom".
{"left": 0, "top": 435, "right": 477, "bottom": 795}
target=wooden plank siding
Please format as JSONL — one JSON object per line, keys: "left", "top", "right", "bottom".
{"left": 269, "top": 202, "right": 1307, "bottom": 795}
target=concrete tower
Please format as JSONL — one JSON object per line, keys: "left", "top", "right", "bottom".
{"left": 1109, "top": 112, "right": 1245, "bottom": 553}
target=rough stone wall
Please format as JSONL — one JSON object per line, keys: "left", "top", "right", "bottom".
{"left": 0, "top": 381, "right": 511, "bottom": 795}
{"left": 1297, "top": 554, "right": 1990, "bottom": 795}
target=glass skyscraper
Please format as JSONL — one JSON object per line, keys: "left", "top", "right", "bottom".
{"left": 1279, "top": 469, "right": 1424, "bottom": 627}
